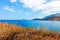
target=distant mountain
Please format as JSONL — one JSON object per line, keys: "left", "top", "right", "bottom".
{"left": 33, "top": 13, "right": 60, "bottom": 21}
{"left": 44, "top": 13, "right": 60, "bottom": 21}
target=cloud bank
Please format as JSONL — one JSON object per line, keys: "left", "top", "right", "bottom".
{"left": 9, "top": 0, "right": 60, "bottom": 16}
{"left": 19, "top": 0, "right": 60, "bottom": 15}
{"left": 20, "top": 0, "right": 46, "bottom": 11}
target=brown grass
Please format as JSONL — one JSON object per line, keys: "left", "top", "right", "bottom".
{"left": 0, "top": 23, "right": 60, "bottom": 40}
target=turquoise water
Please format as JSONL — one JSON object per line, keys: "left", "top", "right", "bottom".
{"left": 0, "top": 20, "right": 60, "bottom": 32}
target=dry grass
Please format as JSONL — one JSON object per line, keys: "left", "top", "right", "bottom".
{"left": 0, "top": 23, "right": 60, "bottom": 40}
{"left": 0, "top": 23, "right": 26, "bottom": 40}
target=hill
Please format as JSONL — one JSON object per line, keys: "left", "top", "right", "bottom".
{"left": 44, "top": 13, "right": 60, "bottom": 20}
{"left": 0, "top": 23, "right": 60, "bottom": 40}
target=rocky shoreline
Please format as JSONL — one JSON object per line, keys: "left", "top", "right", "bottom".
{"left": 0, "top": 23, "right": 60, "bottom": 40}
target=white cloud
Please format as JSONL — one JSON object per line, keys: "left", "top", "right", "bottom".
{"left": 45, "top": 1, "right": 60, "bottom": 13}
{"left": 41, "top": 1, "right": 60, "bottom": 16}
{"left": 2, "top": 6, "right": 15, "bottom": 12}
{"left": 20, "top": 0, "right": 46, "bottom": 11}
{"left": 20, "top": 0, "right": 60, "bottom": 15}
{"left": 9, "top": 0, "right": 60, "bottom": 16}
{"left": 10, "top": 0, "right": 17, "bottom": 2}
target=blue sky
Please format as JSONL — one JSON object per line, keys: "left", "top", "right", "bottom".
{"left": 0, "top": 0, "right": 60, "bottom": 20}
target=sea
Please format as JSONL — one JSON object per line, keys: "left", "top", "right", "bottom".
{"left": 0, "top": 20, "right": 60, "bottom": 33}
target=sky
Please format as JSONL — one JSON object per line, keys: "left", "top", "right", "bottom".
{"left": 0, "top": 0, "right": 60, "bottom": 20}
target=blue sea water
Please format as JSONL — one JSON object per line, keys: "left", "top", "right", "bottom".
{"left": 0, "top": 20, "right": 60, "bottom": 32}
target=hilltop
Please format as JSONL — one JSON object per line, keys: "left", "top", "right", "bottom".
{"left": 0, "top": 23, "right": 60, "bottom": 40}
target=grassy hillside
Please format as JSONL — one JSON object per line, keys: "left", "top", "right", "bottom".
{"left": 0, "top": 23, "right": 60, "bottom": 40}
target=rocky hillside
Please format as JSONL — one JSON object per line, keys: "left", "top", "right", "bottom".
{"left": 44, "top": 13, "right": 60, "bottom": 20}
{"left": 0, "top": 23, "right": 60, "bottom": 40}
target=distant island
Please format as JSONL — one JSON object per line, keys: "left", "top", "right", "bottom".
{"left": 33, "top": 18, "right": 44, "bottom": 20}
